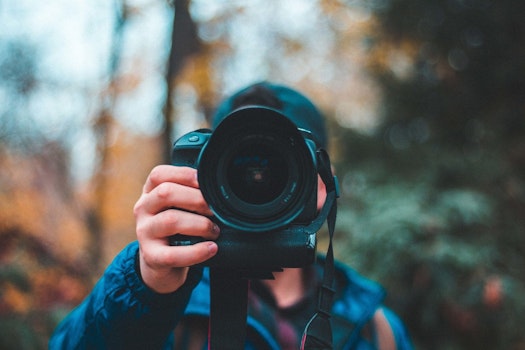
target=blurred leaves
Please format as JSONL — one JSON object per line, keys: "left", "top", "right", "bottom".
{"left": 333, "top": 122, "right": 525, "bottom": 348}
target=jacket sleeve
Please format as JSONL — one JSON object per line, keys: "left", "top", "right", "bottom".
{"left": 49, "top": 241, "right": 202, "bottom": 350}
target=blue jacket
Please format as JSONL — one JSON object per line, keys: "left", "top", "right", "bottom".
{"left": 50, "top": 242, "right": 412, "bottom": 349}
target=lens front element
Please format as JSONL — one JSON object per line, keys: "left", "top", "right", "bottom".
{"left": 228, "top": 139, "right": 288, "bottom": 205}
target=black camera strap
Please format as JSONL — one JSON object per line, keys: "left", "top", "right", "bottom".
{"left": 209, "top": 269, "right": 249, "bottom": 350}
{"left": 301, "top": 149, "right": 339, "bottom": 350}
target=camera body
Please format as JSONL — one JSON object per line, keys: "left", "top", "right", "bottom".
{"left": 170, "top": 106, "right": 320, "bottom": 273}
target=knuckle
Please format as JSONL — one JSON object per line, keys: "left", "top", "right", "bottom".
{"left": 155, "top": 182, "right": 172, "bottom": 199}
{"left": 140, "top": 248, "right": 157, "bottom": 267}
{"left": 148, "top": 165, "right": 165, "bottom": 184}
{"left": 135, "top": 221, "right": 148, "bottom": 240}
{"left": 133, "top": 198, "right": 144, "bottom": 217}
{"left": 162, "top": 211, "right": 180, "bottom": 229}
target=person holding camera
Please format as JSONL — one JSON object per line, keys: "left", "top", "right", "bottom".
{"left": 50, "top": 82, "right": 413, "bottom": 350}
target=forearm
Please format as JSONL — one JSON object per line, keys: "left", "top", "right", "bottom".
{"left": 49, "top": 242, "right": 202, "bottom": 350}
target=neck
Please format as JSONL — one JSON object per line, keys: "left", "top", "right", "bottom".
{"left": 263, "top": 268, "right": 305, "bottom": 308}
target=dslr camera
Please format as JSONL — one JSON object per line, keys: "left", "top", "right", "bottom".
{"left": 170, "top": 106, "right": 321, "bottom": 273}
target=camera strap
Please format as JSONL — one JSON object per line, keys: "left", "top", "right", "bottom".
{"left": 301, "top": 149, "right": 339, "bottom": 350}
{"left": 209, "top": 268, "right": 249, "bottom": 350}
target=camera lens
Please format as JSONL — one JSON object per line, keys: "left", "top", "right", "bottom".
{"left": 227, "top": 142, "right": 288, "bottom": 205}
{"left": 198, "top": 107, "right": 317, "bottom": 232}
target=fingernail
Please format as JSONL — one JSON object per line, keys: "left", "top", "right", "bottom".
{"left": 213, "top": 224, "right": 220, "bottom": 235}
{"left": 207, "top": 242, "right": 218, "bottom": 255}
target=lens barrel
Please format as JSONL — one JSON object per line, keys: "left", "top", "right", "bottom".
{"left": 197, "top": 107, "right": 317, "bottom": 232}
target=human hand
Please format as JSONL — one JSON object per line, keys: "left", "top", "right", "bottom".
{"left": 133, "top": 165, "right": 219, "bottom": 294}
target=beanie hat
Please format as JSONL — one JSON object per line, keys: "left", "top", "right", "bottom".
{"left": 212, "top": 82, "right": 328, "bottom": 149}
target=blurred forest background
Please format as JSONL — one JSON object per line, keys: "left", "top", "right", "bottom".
{"left": 1, "top": 0, "right": 524, "bottom": 349}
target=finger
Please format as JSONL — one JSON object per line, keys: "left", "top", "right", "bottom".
{"left": 141, "top": 240, "right": 218, "bottom": 269}
{"left": 136, "top": 182, "right": 213, "bottom": 216}
{"left": 137, "top": 209, "right": 220, "bottom": 241}
{"left": 143, "top": 165, "right": 198, "bottom": 193}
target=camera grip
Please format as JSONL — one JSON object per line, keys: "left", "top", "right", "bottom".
{"left": 169, "top": 234, "right": 204, "bottom": 246}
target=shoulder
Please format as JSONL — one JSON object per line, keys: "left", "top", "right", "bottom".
{"left": 372, "top": 307, "right": 413, "bottom": 350}
{"left": 327, "top": 260, "right": 413, "bottom": 350}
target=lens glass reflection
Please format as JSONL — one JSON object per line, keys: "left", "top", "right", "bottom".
{"left": 227, "top": 143, "right": 288, "bottom": 205}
